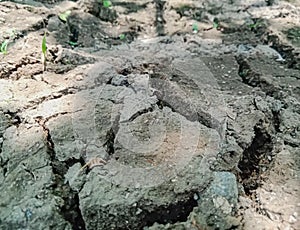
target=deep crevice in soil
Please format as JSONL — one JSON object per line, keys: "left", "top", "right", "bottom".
{"left": 271, "top": 110, "right": 281, "bottom": 132}
{"left": 4, "top": 110, "right": 22, "bottom": 126}
{"left": 154, "top": 0, "right": 166, "bottom": 36}
{"left": 238, "top": 123, "right": 274, "bottom": 195}
{"left": 60, "top": 191, "right": 86, "bottom": 230}
{"left": 127, "top": 106, "right": 154, "bottom": 122}
{"left": 103, "top": 114, "right": 120, "bottom": 155}
{"left": 36, "top": 118, "right": 86, "bottom": 230}
{"left": 236, "top": 56, "right": 279, "bottom": 97}
{"left": 0, "top": 157, "right": 8, "bottom": 177}
{"left": 103, "top": 127, "right": 116, "bottom": 155}
{"left": 143, "top": 195, "right": 198, "bottom": 227}
{"left": 262, "top": 32, "right": 299, "bottom": 70}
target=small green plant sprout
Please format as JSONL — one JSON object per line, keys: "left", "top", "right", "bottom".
{"left": 103, "top": 0, "right": 112, "bottom": 8}
{"left": 213, "top": 18, "right": 219, "bottom": 29}
{"left": 119, "top": 33, "right": 126, "bottom": 40}
{"left": 68, "top": 41, "right": 78, "bottom": 47}
{"left": 239, "top": 69, "right": 249, "bottom": 77}
{"left": 58, "top": 10, "right": 71, "bottom": 23}
{"left": 248, "top": 19, "right": 263, "bottom": 30}
{"left": 41, "top": 32, "right": 47, "bottom": 71}
{"left": 192, "top": 23, "right": 198, "bottom": 33}
{"left": 249, "top": 22, "right": 260, "bottom": 29}
{"left": 0, "top": 40, "right": 8, "bottom": 54}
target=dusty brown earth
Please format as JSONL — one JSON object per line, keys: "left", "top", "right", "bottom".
{"left": 0, "top": 0, "right": 300, "bottom": 229}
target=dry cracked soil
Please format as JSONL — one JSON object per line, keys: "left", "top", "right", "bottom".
{"left": 0, "top": 0, "right": 300, "bottom": 229}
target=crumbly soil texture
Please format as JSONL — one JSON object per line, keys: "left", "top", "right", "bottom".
{"left": 0, "top": 0, "right": 299, "bottom": 229}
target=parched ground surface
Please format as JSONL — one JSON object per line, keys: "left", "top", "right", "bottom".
{"left": 0, "top": 0, "right": 299, "bottom": 229}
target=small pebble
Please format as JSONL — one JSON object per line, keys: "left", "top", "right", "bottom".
{"left": 193, "top": 193, "right": 199, "bottom": 200}
{"left": 289, "top": 214, "right": 297, "bottom": 223}
{"left": 75, "top": 74, "right": 83, "bottom": 81}
{"left": 52, "top": 92, "right": 62, "bottom": 98}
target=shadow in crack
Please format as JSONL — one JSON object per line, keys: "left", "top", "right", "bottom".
{"left": 238, "top": 124, "right": 274, "bottom": 194}
{"left": 154, "top": 0, "right": 166, "bottom": 36}
{"left": 143, "top": 194, "right": 198, "bottom": 228}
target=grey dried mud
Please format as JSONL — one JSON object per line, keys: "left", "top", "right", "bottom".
{"left": 0, "top": 0, "right": 299, "bottom": 230}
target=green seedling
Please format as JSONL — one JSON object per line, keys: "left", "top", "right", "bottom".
{"left": 249, "top": 22, "right": 260, "bottom": 29}
{"left": 0, "top": 40, "right": 8, "bottom": 54}
{"left": 192, "top": 23, "right": 199, "bottom": 33}
{"left": 239, "top": 69, "right": 249, "bottom": 77}
{"left": 213, "top": 18, "right": 219, "bottom": 29}
{"left": 42, "top": 33, "right": 47, "bottom": 56}
{"left": 41, "top": 32, "right": 47, "bottom": 71}
{"left": 58, "top": 10, "right": 71, "bottom": 22}
{"left": 248, "top": 19, "right": 263, "bottom": 30}
{"left": 68, "top": 41, "right": 78, "bottom": 47}
{"left": 103, "top": 0, "right": 112, "bottom": 8}
{"left": 119, "top": 33, "right": 126, "bottom": 40}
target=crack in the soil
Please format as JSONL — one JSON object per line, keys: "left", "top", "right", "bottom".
{"left": 103, "top": 127, "right": 116, "bottom": 155}
{"left": 0, "top": 57, "right": 33, "bottom": 79}
{"left": 0, "top": 111, "right": 22, "bottom": 177}
{"left": 127, "top": 106, "right": 155, "bottom": 122}
{"left": 262, "top": 32, "right": 299, "bottom": 70}
{"left": 35, "top": 117, "right": 86, "bottom": 230}
{"left": 142, "top": 194, "right": 198, "bottom": 228}
{"left": 155, "top": 96, "right": 224, "bottom": 138}
{"left": 20, "top": 10, "right": 52, "bottom": 36}
{"left": 33, "top": 112, "right": 71, "bottom": 125}
{"left": 0, "top": 157, "right": 8, "bottom": 178}
{"left": 236, "top": 56, "right": 281, "bottom": 97}
{"left": 283, "top": 133, "right": 300, "bottom": 147}
{"left": 238, "top": 122, "right": 274, "bottom": 195}
{"left": 147, "top": 63, "right": 226, "bottom": 137}
{"left": 21, "top": 87, "right": 79, "bottom": 110}
{"left": 154, "top": 0, "right": 166, "bottom": 36}
{"left": 3, "top": 110, "right": 22, "bottom": 127}
{"left": 235, "top": 55, "right": 288, "bottom": 138}
{"left": 271, "top": 110, "right": 281, "bottom": 133}
{"left": 103, "top": 113, "right": 120, "bottom": 156}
